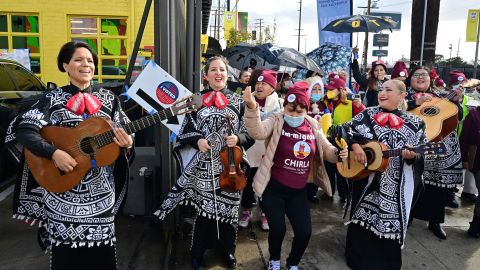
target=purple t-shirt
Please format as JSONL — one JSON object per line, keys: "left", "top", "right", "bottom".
{"left": 271, "top": 120, "right": 316, "bottom": 189}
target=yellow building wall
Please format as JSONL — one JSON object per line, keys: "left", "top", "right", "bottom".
{"left": 0, "top": 0, "right": 154, "bottom": 85}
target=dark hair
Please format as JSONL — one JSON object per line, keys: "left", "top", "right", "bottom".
{"left": 405, "top": 66, "right": 432, "bottom": 88}
{"left": 239, "top": 69, "right": 250, "bottom": 79}
{"left": 57, "top": 41, "right": 98, "bottom": 72}
{"left": 285, "top": 100, "right": 307, "bottom": 110}
{"left": 367, "top": 64, "right": 387, "bottom": 90}
{"left": 204, "top": 55, "right": 229, "bottom": 74}
{"left": 247, "top": 68, "right": 265, "bottom": 88}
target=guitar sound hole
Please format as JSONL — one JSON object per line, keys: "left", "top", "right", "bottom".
{"left": 420, "top": 106, "right": 439, "bottom": 116}
{"left": 79, "top": 137, "right": 96, "bottom": 155}
{"left": 364, "top": 149, "right": 374, "bottom": 164}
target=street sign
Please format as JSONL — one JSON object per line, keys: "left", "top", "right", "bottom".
{"left": 372, "top": 50, "right": 388, "bottom": 57}
{"left": 370, "top": 12, "right": 402, "bottom": 30}
{"left": 373, "top": 34, "right": 389, "bottom": 47}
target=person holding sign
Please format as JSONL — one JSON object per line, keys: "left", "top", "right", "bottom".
{"left": 243, "top": 81, "right": 347, "bottom": 270}
{"left": 5, "top": 41, "right": 133, "bottom": 270}
{"left": 155, "top": 56, "right": 254, "bottom": 270}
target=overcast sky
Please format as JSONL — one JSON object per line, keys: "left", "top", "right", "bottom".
{"left": 222, "top": 0, "right": 479, "bottom": 66}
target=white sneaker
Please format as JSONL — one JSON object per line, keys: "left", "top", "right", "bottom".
{"left": 268, "top": 260, "right": 281, "bottom": 270}
{"left": 238, "top": 210, "right": 251, "bottom": 228}
{"left": 261, "top": 213, "right": 270, "bottom": 231}
{"left": 287, "top": 265, "right": 299, "bottom": 270}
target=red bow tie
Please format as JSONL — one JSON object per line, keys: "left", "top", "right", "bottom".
{"left": 413, "top": 92, "right": 433, "bottom": 100}
{"left": 373, "top": 112, "right": 404, "bottom": 129}
{"left": 202, "top": 91, "right": 228, "bottom": 109}
{"left": 66, "top": 92, "right": 102, "bottom": 115}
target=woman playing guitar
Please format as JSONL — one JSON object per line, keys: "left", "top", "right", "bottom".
{"left": 408, "top": 67, "right": 465, "bottom": 240}
{"left": 5, "top": 41, "right": 133, "bottom": 270}
{"left": 154, "top": 56, "right": 254, "bottom": 270}
{"left": 343, "top": 80, "right": 426, "bottom": 270}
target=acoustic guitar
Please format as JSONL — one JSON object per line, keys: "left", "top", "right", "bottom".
{"left": 24, "top": 95, "right": 202, "bottom": 193}
{"left": 336, "top": 141, "right": 446, "bottom": 180}
{"left": 408, "top": 91, "right": 459, "bottom": 142}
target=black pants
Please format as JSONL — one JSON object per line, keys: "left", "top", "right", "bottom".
{"left": 51, "top": 243, "right": 117, "bottom": 270}
{"left": 345, "top": 223, "right": 402, "bottom": 270}
{"left": 308, "top": 161, "right": 348, "bottom": 199}
{"left": 412, "top": 184, "right": 450, "bottom": 223}
{"left": 191, "top": 215, "right": 237, "bottom": 259}
{"left": 261, "top": 179, "right": 311, "bottom": 266}
{"left": 241, "top": 167, "right": 258, "bottom": 209}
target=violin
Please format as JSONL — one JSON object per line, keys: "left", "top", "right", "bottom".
{"left": 219, "top": 114, "right": 247, "bottom": 192}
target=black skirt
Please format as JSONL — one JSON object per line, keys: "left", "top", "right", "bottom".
{"left": 411, "top": 184, "right": 450, "bottom": 223}
{"left": 345, "top": 223, "right": 402, "bottom": 270}
{"left": 51, "top": 243, "right": 117, "bottom": 270}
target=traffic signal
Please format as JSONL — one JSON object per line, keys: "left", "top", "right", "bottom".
{"left": 252, "top": 30, "right": 256, "bottom": 40}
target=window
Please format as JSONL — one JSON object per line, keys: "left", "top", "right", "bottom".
{"left": 69, "top": 16, "right": 128, "bottom": 83}
{"left": 0, "top": 13, "right": 41, "bottom": 77}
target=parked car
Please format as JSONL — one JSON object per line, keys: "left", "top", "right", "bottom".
{"left": 0, "top": 59, "right": 47, "bottom": 189}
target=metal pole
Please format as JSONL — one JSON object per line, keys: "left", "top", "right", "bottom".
{"left": 193, "top": 0, "right": 202, "bottom": 92}
{"left": 419, "top": 0, "right": 428, "bottom": 66}
{"left": 362, "top": 0, "right": 371, "bottom": 71}
{"left": 297, "top": 0, "right": 302, "bottom": 51}
{"left": 474, "top": 17, "right": 480, "bottom": 78}
{"left": 124, "top": 0, "right": 152, "bottom": 87}
{"left": 186, "top": 0, "right": 194, "bottom": 90}
{"left": 217, "top": 0, "right": 221, "bottom": 39}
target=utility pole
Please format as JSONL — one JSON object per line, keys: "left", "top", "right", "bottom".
{"left": 255, "top": 18, "right": 264, "bottom": 43}
{"left": 217, "top": 0, "right": 221, "bottom": 40}
{"left": 213, "top": 9, "right": 218, "bottom": 39}
{"left": 297, "top": 0, "right": 303, "bottom": 51}
{"left": 362, "top": 0, "right": 371, "bottom": 71}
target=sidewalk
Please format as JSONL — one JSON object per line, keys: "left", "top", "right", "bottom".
{"left": 1, "top": 189, "right": 479, "bottom": 270}
{"left": 171, "top": 194, "right": 480, "bottom": 270}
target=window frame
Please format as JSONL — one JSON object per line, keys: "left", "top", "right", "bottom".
{"left": 68, "top": 15, "right": 128, "bottom": 83}
{"left": 0, "top": 12, "right": 42, "bottom": 79}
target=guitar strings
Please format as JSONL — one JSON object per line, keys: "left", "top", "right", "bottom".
{"left": 421, "top": 91, "right": 457, "bottom": 116}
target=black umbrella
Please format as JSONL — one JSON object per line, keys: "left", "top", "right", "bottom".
{"left": 222, "top": 43, "right": 323, "bottom": 74}
{"left": 322, "top": 14, "right": 397, "bottom": 33}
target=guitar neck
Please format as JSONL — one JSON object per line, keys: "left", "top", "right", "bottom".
{"left": 94, "top": 107, "right": 174, "bottom": 147}
{"left": 382, "top": 144, "right": 442, "bottom": 158}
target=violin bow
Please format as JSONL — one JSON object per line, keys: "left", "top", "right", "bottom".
{"left": 210, "top": 147, "right": 220, "bottom": 240}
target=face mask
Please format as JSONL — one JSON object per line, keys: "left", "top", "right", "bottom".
{"left": 284, "top": 114, "right": 305, "bottom": 128}
{"left": 311, "top": 93, "right": 323, "bottom": 102}
{"left": 284, "top": 80, "right": 293, "bottom": 88}
{"left": 326, "top": 90, "right": 337, "bottom": 99}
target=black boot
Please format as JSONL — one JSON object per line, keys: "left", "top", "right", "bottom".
{"left": 468, "top": 216, "right": 480, "bottom": 238}
{"left": 428, "top": 222, "right": 447, "bottom": 240}
{"left": 224, "top": 252, "right": 237, "bottom": 269}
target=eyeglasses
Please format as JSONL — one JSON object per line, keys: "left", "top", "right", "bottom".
{"left": 412, "top": 72, "right": 429, "bottom": 78}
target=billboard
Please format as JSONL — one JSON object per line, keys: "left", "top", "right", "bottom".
{"left": 317, "top": 0, "right": 352, "bottom": 47}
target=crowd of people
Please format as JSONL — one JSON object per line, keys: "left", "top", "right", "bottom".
{"left": 6, "top": 40, "right": 480, "bottom": 270}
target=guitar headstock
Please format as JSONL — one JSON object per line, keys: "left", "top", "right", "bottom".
{"left": 170, "top": 95, "right": 203, "bottom": 115}
{"left": 417, "top": 142, "right": 447, "bottom": 156}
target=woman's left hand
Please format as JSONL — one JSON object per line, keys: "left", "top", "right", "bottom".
{"left": 452, "top": 85, "right": 464, "bottom": 102}
{"left": 113, "top": 127, "right": 133, "bottom": 148}
{"left": 338, "top": 148, "right": 349, "bottom": 160}
{"left": 225, "top": 135, "right": 239, "bottom": 147}
{"left": 402, "top": 145, "right": 416, "bottom": 160}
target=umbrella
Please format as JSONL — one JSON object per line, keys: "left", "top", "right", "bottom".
{"left": 307, "top": 43, "right": 352, "bottom": 76}
{"left": 222, "top": 43, "right": 323, "bottom": 75}
{"left": 322, "top": 14, "right": 397, "bottom": 33}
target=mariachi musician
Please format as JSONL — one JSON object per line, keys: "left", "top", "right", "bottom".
{"left": 408, "top": 67, "right": 465, "bottom": 240}
{"left": 5, "top": 41, "right": 133, "bottom": 270}
{"left": 342, "top": 79, "right": 426, "bottom": 270}
{"left": 154, "top": 55, "right": 254, "bottom": 270}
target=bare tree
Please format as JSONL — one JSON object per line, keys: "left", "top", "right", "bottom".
{"left": 410, "top": 0, "right": 441, "bottom": 66}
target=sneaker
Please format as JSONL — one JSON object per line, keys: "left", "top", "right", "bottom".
{"left": 261, "top": 213, "right": 270, "bottom": 231}
{"left": 287, "top": 265, "right": 299, "bottom": 270}
{"left": 268, "top": 260, "right": 281, "bottom": 270}
{"left": 238, "top": 210, "right": 251, "bottom": 228}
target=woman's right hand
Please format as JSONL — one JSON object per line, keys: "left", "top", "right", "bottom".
{"left": 197, "top": 138, "right": 211, "bottom": 153}
{"left": 415, "top": 95, "right": 432, "bottom": 105}
{"left": 352, "top": 143, "right": 367, "bottom": 166}
{"left": 52, "top": 149, "right": 78, "bottom": 173}
{"left": 243, "top": 86, "right": 256, "bottom": 109}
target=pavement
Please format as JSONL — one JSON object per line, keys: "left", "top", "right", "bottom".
{"left": 1, "top": 185, "right": 480, "bottom": 270}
